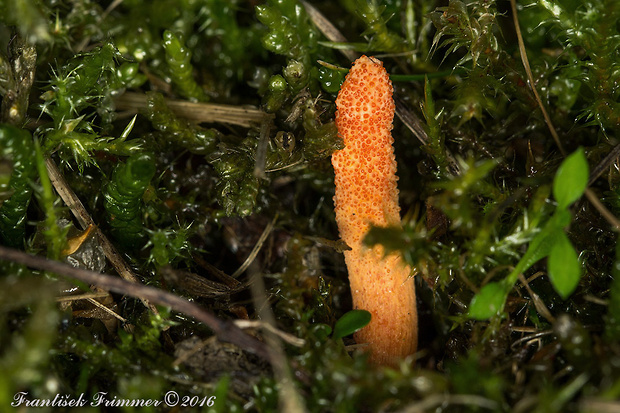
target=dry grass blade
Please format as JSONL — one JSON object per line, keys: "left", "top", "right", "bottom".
{"left": 116, "top": 92, "right": 271, "bottom": 128}
{"left": 395, "top": 94, "right": 461, "bottom": 174}
{"left": 393, "top": 94, "right": 429, "bottom": 146}
{"left": 509, "top": 0, "right": 565, "bottom": 157}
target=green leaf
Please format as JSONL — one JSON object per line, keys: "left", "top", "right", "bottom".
{"left": 548, "top": 232, "right": 581, "bottom": 299}
{"left": 553, "top": 148, "right": 588, "bottom": 210}
{"left": 333, "top": 310, "right": 371, "bottom": 340}
{"left": 468, "top": 281, "right": 510, "bottom": 320}
{"left": 469, "top": 211, "right": 577, "bottom": 319}
{"left": 502, "top": 213, "right": 568, "bottom": 286}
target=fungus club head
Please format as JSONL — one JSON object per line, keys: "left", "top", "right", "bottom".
{"left": 332, "top": 56, "right": 418, "bottom": 366}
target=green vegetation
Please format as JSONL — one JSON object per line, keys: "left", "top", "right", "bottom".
{"left": 0, "top": 125, "right": 36, "bottom": 248}
{"left": 103, "top": 153, "right": 156, "bottom": 249}
{"left": 1, "top": 0, "right": 620, "bottom": 411}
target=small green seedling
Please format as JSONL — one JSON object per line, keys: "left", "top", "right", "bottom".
{"left": 469, "top": 148, "right": 588, "bottom": 319}
{"left": 332, "top": 310, "right": 371, "bottom": 340}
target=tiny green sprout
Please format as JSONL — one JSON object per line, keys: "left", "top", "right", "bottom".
{"left": 146, "top": 226, "right": 192, "bottom": 268}
{"left": 468, "top": 281, "right": 511, "bottom": 320}
{"left": 333, "top": 310, "right": 371, "bottom": 340}
{"left": 119, "top": 114, "right": 138, "bottom": 141}
{"left": 469, "top": 148, "right": 588, "bottom": 319}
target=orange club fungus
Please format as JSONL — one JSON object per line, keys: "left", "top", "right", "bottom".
{"left": 332, "top": 55, "right": 418, "bottom": 366}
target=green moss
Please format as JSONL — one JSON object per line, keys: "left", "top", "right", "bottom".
{"left": 0, "top": 125, "right": 36, "bottom": 248}
{"left": 163, "top": 30, "right": 209, "bottom": 102}
{"left": 103, "top": 153, "right": 157, "bottom": 249}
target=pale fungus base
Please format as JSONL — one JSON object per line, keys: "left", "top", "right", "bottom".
{"left": 332, "top": 56, "right": 418, "bottom": 366}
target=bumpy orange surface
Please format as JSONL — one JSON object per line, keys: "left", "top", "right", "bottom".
{"left": 332, "top": 56, "right": 417, "bottom": 365}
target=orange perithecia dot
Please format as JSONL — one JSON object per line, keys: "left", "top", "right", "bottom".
{"left": 332, "top": 56, "right": 418, "bottom": 366}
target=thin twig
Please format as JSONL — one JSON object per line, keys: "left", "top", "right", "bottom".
{"left": 518, "top": 273, "right": 555, "bottom": 323}
{"left": 45, "top": 158, "right": 159, "bottom": 312}
{"left": 588, "top": 142, "right": 620, "bottom": 187}
{"left": 86, "top": 297, "right": 127, "bottom": 323}
{"left": 231, "top": 214, "right": 277, "bottom": 278}
{"left": 0, "top": 245, "right": 272, "bottom": 361}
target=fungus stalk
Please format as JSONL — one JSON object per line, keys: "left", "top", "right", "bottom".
{"left": 332, "top": 56, "right": 417, "bottom": 365}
